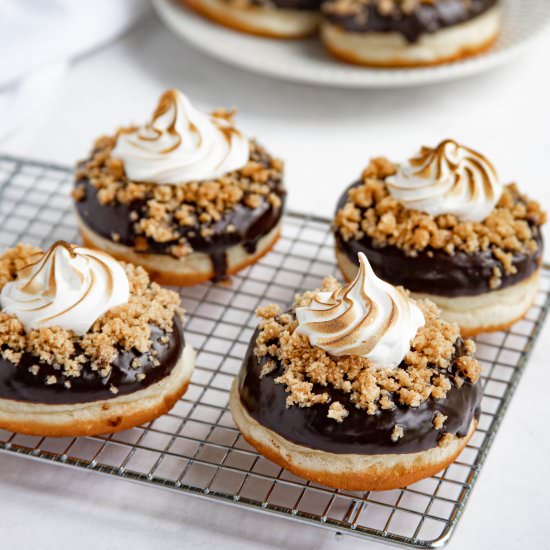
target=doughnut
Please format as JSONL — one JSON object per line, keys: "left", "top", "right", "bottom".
{"left": 333, "top": 140, "right": 546, "bottom": 336}
{"left": 73, "top": 88, "right": 285, "bottom": 286}
{"left": 321, "top": 0, "right": 500, "bottom": 67}
{"left": 231, "top": 253, "right": 482, "bottom": 490}
{"left": 0, "top": 241, "right": 195, "bottom": 437}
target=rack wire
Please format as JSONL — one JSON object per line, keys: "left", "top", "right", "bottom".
{"left": 0, "top": 155, "right": 548, "bottom": 548}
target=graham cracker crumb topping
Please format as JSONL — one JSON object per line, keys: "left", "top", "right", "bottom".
{"left": 254, "top": 278, "right": 480, "bottom": 421}
{"left": 328, "top": 401, "right": 349, "bottom": 423}
{"left": 333, "top": 158, "right": 546, "bottom": 287}
{"left": 0, "top": 244, "right": 182, "bottom": 383}
{"left": 433, "top": 411, "right": 447, "bottom": 430}
{"left": 324, "top": 0, "right": 439, "bottom": 20}
{"left": 391, "top": 424, "right": 404, "bottom": 442}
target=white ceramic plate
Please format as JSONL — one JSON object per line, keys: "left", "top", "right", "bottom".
{"left": 153, "top": 0, "right": 550, "bottom": 88}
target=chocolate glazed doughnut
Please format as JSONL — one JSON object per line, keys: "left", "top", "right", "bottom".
{"left": 324, "top": 0, "right": 499, "bottom": 43}
{"left": 321, "top": 0, "right": 501, "bottom": 67}
{"left": 0, "top": 336, "right": 195, "bottom": 438}
{"left": 74, "top": 89, "right": 286, "bottom": 286}
{"left": 230, "top": 256, "right": 483, "bottom": 491}
{"left": 0, "top": 242, "right": 196, "bottom": 437}
{"left": 237, "top": 329, "right": 481, "bottom": 456}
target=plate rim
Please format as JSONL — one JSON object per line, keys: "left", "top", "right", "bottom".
{"left": 153, "top": 0, "right": 550, "bottom": 88}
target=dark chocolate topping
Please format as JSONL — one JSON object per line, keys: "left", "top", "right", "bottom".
{"left": 334, "top": 182, "right": 543, "bottom": 297}
{"left": 74, "top": 177, "right": 285, "bottom": 282}
{"left": 323, "top": 0, "right": 498, "bottom": 43}
{"left": 238, "top": 328, "right": 481, "bottom": 455}
{"left": 0, "top": 316, "right": 184, "bottom": 405}
{"left": 271, "top": 0, "right": 322, "bottom": 11}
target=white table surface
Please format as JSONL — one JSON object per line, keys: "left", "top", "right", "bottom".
{"left": 1, "top": 10, "right": 550, "bottom": 550}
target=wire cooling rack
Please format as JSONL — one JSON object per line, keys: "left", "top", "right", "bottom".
{"left": 0, "top": 155, "right": 548, "bottom": 549}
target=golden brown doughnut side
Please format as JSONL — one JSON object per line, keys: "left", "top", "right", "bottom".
{"left": 0, "top": 379, "right": 189, "bottom": 438}
{"left": 180, "top": 0, "right": 320, "bottom": 38}
{"left": 322, "top": 31, "right": 498, "bottom": 68}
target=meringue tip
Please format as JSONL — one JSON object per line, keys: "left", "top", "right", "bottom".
{"left": 111, "top": 87, "right": 249, "bottom": 185}
{"left": 355, "top": 252, "right": 379, "bottom": 285}
{"left": 1, "top": 241, "right": 130, "bottom": 335}
{"left": 296, "top": 250, "right": 424, "bottom": 368}
{"left": 386, "top": 138, "right": 501, "bottom": 223}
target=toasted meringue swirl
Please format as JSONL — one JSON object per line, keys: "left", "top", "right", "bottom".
{"left": 1, "top": 241, "right": 129, "bottom": 335}
{"left": 111, "top": 88, "right": 249, "bottom": 184}
{"left": 386, "top": 139, "right": 501, "bottom": 222}
{"left": 296, "top": 253, "right": 424, "bottom": 369}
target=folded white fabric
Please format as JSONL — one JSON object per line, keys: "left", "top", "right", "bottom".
{"left": 0, "top": 0, "right": 149, "bottom": 140}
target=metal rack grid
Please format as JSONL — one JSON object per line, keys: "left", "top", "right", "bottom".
{"left": 0, "top": 154, "right": 548, "bottom": 548}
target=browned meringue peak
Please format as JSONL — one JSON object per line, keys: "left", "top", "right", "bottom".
{"left": 111, "top": 88, "right": 249, "bottom": 185}
{"left": 0, "top": 241, "right": 129, "bottom": 335}
{"left": 386, "top": 139, "right": 502, "bottom": 222}
{"left": 295, "top": 253, "right": 424, "bottom": 369}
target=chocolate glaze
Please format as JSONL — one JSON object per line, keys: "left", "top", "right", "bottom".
{"left": 271, "top": 0, "right": 322, "bottom": 11}
{"left": 324, "top": 0, "right": 498, "bottom": 43}
{"left": 243, "top": 0, "right": 320, "bottom": 11}
{"left": 0, "top": 317, "right": 184, "bottom": 405}
{"left": 74, "top": 176, "right": 285, "bottom": 282}
{"left": 334, "top": 182, "right": 544, "bottom": 298}
{"left": 238, "top": 327, "right": 481, "bottom": 455}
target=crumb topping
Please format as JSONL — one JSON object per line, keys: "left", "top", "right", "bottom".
{"left": 334, "top": 158, "right": 546, "bottom": 283}
{"left": 391, "top": 424, "right": 404, "bottom": 442}
{"left": 328, "top": 401, "right": 349, "bottom": 422}
{"left": 254, "top": 277, "right": 480, "bottom": 421}
{"left": 433, "top": 411, "right": 447, "bottom": 430}
{"left": 73, "top": 128, "right": 284, "bottom": 256}
{"left": 0, "top": 244, "right": 182, "bottom": 381}
{"left": 324, "top": 0, "right": 434, "bottom": 17}
{"left": 323, "top": 0, "right": 480, "bottom": 20}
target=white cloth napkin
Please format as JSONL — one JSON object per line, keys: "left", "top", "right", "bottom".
{"left": 0, "top": 0, "right": 149, "bottom": 141}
